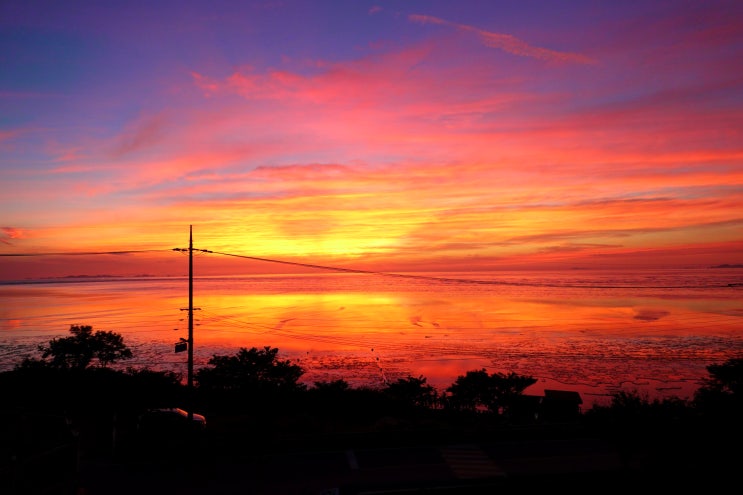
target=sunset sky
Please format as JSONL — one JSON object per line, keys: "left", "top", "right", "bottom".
{"left": 2, "top": 0, "right": 742, "bottom": 279}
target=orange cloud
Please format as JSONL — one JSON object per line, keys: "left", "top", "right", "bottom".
{"left": 1, "top": 227, "right": 29, "bottom": 245}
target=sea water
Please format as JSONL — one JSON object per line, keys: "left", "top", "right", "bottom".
{"left": 2, "top": 268, "right": 741, "bottom": 409}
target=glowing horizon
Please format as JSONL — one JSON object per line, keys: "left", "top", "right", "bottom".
{"left": 2, "top": 1, "right": 742, "bottom": 280}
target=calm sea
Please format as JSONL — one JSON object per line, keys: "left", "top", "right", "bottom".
{"left": 2, "top": 268, "right": 741, "bottom": 409}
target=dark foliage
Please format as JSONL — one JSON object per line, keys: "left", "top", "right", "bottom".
{"left": 302, "top": 382, "right": 393, "bottom": 432}
{"left": 583, "top": 390, "right": 694, "bottom": 431}
{"left": 33, "top": 324, "right": 133, "bottom": 369}
{"left": 693, "top": 356, "right": 743, "bottom": 420}
{"left": 445, "top": 368, "right": 537, "bottom": 416}
{"left": 194, "top": 346, "right": 306, "bottom": 414}
{"left": 2, "top": 365, "right": 183, "bottom": 416}
{"left": 384, "top": 375, "right": 439, "bottom": 410}
{"left": 6, "top": 325, "right": 743, "bottom": 471}
{"left": 196, "top": 346, "right": 305, "bottom": 392}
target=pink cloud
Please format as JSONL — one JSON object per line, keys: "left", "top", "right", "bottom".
{"left": 0, "top": 129, "right": 24, "bottom": 144}
{"left": 409, "top": 14, "right": 596, "bottom": 65}
{"left": 251, "top": 163, "right": 353, "bottom": 180}
{"left": 1, "top": 227, "right": 27, "bottom": 239}
{"left": 1, "top": 227, "right": 29, "bottom": 245}
{"left": 111, "top": 113, "right": 169, "bottom": 157}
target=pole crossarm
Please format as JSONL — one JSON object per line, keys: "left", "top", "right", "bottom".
{"left": 173, "top": 247, "right": 212, "bottom": 253}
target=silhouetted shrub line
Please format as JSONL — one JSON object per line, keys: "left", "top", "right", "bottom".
{"left": 3, "top": 324, "right": 742, "bottom": 462}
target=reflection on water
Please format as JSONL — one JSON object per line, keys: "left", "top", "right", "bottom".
{"left": 1, "top": 269, "right": 742, "bottom": 408}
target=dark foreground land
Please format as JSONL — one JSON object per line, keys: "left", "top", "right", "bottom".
{"left": 81, "top": 425, "right": 738, "bottom": 494}
{"left": 4, "top": 347, "right": 742, "bottom": 494}
{"left": 7, "top": 411, "right": 739, "bottom": 495}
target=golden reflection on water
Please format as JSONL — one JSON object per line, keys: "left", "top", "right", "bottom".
{"left": 1, "top": 271, "right": 742, "bottom": 409}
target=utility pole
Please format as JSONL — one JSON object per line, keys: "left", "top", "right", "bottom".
{"left": 187, "top": 224, "right": 194, "bottom": 423}
{"left": 174, "top": 226, "right": 207, "bottom": 421}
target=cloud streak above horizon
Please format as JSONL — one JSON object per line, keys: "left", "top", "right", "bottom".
{"left": 408, "top": 13, "right": 596, "bottom": 64}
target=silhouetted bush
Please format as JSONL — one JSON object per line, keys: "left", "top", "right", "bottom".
{"left": 36, "top": 324, "right": 133, "bottom": 369}
{"left": 693, "top": 357, "right": 743, "bottom": 421}
{"left": 194, "top": 346, "right": 307, "bottom": 415}
{"left": 444, "top": 368, "right": 537, "bottom": 417}
{"left": 7, "top": 325, "right": 743, "bottom": 464}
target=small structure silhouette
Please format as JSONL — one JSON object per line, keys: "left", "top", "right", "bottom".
{"left": 542, "top": 389, "right": 583, "bottom": 422}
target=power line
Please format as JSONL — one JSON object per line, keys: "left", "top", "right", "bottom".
{"left": 204, "top": 249, "right": 740, "bottom": 290}
{"left": 0, "top": 249, "right": 171, "bottom": 256}
{"left": 1, "top": 244, "right": 739, "bottom": 289}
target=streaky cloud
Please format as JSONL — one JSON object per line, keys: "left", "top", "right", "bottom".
{"left": 409, "top": 13, "right": 596, "bottom": 65}
{"left": 1, "top": 227, "right": 28, "bottom": 245}
{"left": 111, "top": 113, "right": 169, "bottom": 157}
{"left": 0, "top": 129, "right": 24, "bottom": 144}
{"left": 251, "top": 163, "right": 353, "bottom": 180}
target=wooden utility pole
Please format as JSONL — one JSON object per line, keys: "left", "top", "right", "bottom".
{"left": 175, "top": 226, "right": 204, "bottom": 421}
{"left": 187, "top": 224, "right": 194, "bottom": 422}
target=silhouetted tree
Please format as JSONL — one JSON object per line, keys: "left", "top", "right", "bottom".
{"left": 302, "top": 379, "right": 354, "bottom": 428}
{"left": 311, "top": 379, "right": 351, "bottom": 395}
{"left": 445, "top": 369, "right": 491, "bottom": 412}
{"left": 122, "top": 367, "right": 184, "bottom": 408}
{"left": 586, "top": 390, "right": 689, "bottom": 425}
{"left": 694, "top": 356, "right": 743, "bottom": 418}
{"left": 697, "top": 357, "right": 743, "bottom": 396}
{"left": 384, "top": 375, "right": 439, "bottom": 409}
{"left": 28, "top": 324, "right": 132, "bottom": 370}
{"left": 445, "top": 368, "right": 536, "bottom": 415}
{"left": 195, "top": 346, "right": 306, "bottom": 394}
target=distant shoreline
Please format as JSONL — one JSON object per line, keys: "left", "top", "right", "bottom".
{"left": 2, "top": 263, "right": 742, "bottom": 285}
{"left": 0, "top": 275, "right": 183, "bottom": 286}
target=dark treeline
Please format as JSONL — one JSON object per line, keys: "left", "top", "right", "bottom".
{"left": 4, "top": 325, "right": 743, "bottom": 425}
{"left": 2, "top": 324, "right": 742, "bottom": 472}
